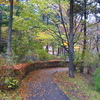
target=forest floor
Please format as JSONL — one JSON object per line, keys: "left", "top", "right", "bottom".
{"left": 53, "top": 71, "right": 100, "bottom": 100}
{"left": 0, "top": 65, "right": 100, "bottom": 100}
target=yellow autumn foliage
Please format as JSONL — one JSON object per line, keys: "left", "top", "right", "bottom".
{"left": 0, "top": 0, "right": 19, "bottom": 5}
{"left": 63, "top": 42, "right": 81, "bottom": 51}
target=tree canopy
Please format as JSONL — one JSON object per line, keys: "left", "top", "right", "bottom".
{"left": 0, "top": 0, "right": 100, "bottom": 77}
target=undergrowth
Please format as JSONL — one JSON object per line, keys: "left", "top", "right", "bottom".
{"left": 0, "top": 91, "right": 22, "bottom": 100}
{"left": 53, "top": 72, "right": 100, "bottom": 100}
{"left": 93, "top": 67, "right": 100, "bottom": 91}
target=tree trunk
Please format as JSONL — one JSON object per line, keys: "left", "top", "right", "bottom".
{"left": 0, "top": 10, "right": 2, "bottom": 53}
{"left": 52, "top": 47, "right": 54, "bottom": 55}
{"left": 6, "top": 0, "right": 13, "bottom": 66}
{"left": 82, "top": 0, "right": 87, "bottom": 59}
{"left": 81, "top": 0, "right": 87, "bottom": 73}
{"left": 69, "top": 0, "right": 74, "bottom": 78}
{"left": 57, "top": 47, "right": 60, "bottom": 55}
{"left": 46, "top": 43, "right": 49, "bottom": 53}
{"left": 96, "top": 35, "right": 100, "bottom": 67}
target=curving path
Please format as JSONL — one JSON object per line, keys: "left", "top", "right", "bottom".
{"left": 19, "top": 67, "right": 70, "bottom": 100}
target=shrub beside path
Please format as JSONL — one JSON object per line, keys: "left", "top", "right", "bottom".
{"left": 18, "top": 67, "right": 70, "bottom": 100}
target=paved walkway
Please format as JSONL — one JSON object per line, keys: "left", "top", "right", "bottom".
{"left": 20, "top": 68, "right": 70, "bottom": 100}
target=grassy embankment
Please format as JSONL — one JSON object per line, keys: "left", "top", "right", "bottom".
{"left": 53, "top": 71, "right": 100, "bottom": 100}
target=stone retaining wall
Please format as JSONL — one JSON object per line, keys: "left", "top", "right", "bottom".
{"left": 13, "top": 60, "right": 69, "bottom": 79}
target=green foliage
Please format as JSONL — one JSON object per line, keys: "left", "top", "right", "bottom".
{"left": 11, "top": 0, "right": 56, "bottom": 63}
{"left": 37, "top": 49, "right": 51, "bottom": 61}
{"left": 83, "top": 50, "right": 98, "bottom": 68}
{"left": 74, "top": 51, "right": 83, "bottom": 68}
{"left": 0, "top": 4, "right": 10, "bottom": 26}
{"left": 93, "top": 67, "right": 100, "bottom": 91}
{"left": 57, "top": 53, "right": 69, "bottom": 60}
{"left": 4, "top": 77, "right": 19, "bottom": 89}
{"left": 74, "top": 3, "right": 83, "bottom": 14}
{"left": 74, "top": 49, "right": 99, "bottom": 68}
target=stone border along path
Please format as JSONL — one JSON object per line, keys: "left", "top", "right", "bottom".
{"left": 19, "top": 67, "right": 70, "bottom": 100}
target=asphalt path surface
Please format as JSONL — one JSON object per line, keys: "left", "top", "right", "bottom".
{"left": 21, "top": 68, "right": 70, "bottom": 100}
